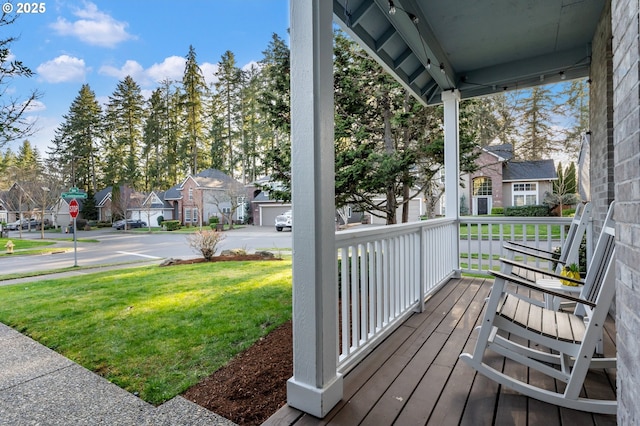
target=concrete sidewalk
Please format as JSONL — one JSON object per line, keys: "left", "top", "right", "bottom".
{"left": 0, "top": 322, "right": 237, "bottom": 425}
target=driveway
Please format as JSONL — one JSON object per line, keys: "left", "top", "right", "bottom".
{"left": 1, "top": 226, "right": 292, "bottom": 276}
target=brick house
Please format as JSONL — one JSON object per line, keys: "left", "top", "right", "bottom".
{"left": 464, "top": 144, "right": 557, "bottom": 215}
{"left": 165, "top": 169, "right": 249, "bottom": 226}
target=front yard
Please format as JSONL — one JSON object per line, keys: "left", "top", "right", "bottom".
{"left": 0, "top": 259, "right": 292, "bottom": 405}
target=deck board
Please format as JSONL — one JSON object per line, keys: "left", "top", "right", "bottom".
{"left": 264, "top": 277, "right": 617, "bottom": 426}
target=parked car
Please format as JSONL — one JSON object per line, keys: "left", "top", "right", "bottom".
{"left": 6, "top": 220, "right": 26, "bottom": 230}
{"left": 112, "top": 219, "right": 147, "bottom": 230}
{"left": 275, "top": 210, "right": 292, "bottom": 232}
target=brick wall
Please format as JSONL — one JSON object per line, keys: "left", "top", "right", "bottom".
{"left": 611, "top": 0, "right": 640, "bottom": 423}
{"left": 590, "top": 1, "right": 615, "bottom": 234}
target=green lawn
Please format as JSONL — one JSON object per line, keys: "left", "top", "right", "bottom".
{"left": 0, "top": 238, "right": 54, "bottom": 250}
{"left": 0, "top": 259, "right": 292, "bottom": 404}
{"left": 459, "top": 223, "right": 563, "bottom": 240}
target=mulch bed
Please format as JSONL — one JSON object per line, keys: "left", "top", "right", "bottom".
{"left": 167, "top": 254, "right": 292, "bottom": 425}
{"left": 182, "top": 321, "right": 292, "bottom": 425}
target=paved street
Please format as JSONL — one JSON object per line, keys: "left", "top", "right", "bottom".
{"left": 2, "top": 226, "right": 292, "bottom": 276}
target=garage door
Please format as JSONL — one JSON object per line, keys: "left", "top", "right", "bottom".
{"left": 260, "top": 205, "right": 292, "bottom": 227}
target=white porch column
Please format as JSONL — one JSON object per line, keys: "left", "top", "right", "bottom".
{"left": 442, "top": 89, "right": 462, "bottom": 275}
{"left": 442, "top": 89, "right": 461, "bottom": 219}
{"left": 287, "top": 0, "right": 343, "bottom": 418}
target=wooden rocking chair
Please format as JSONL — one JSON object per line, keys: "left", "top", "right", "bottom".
{"left": 459, "top": 202, "right": 616, "bottom": 414}
{"left": 504, "top": 202, "right": 592, "bottom": 282}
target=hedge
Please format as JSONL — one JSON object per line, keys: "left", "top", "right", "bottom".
{"left": 504, "top": 205, "right": 550, "bottom": 217}
{"left": 163, "top": 220, "right": 182, "bottom": 231}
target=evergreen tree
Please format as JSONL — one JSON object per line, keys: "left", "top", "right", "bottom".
{"left": 240, "top": 64, "right": 268, "bottom": 183}
{"left": 104, "top": 76, "right": 145, "bottom": 188}
{"left": 142, "top": 88, "right": 167, "bottom": 191}
{"left": 259, "top": 33, "right": 290, "bottom": 138}
{"left": 161, "top": 80, "right": 183, "bottom": 184}
{"left": 463, "top": 94, "right": 517, "bottom": 146}
{"left": 258, "top": 33, "right": 291, "bottom": 196}
{"left": 47, "top": 84, "right": 102, "bottom": 191}
{"left": 213, "top": 50, "right": 241, "bottom": 177}
{"left": 181, "top": 46, "right": 208, "bottom": 174}
{"left": 553, "top": 162, "right": 565, "bottom": 194}
{"left": 565, "top": 161, "right": 577, "bottom": 194}
{"left": 16, "top": 140, "right": 41, "bottom": 173}
{"left": 514, "top": 85, "right": 559, "bottom": 160}
{"left": 559, "top": 80, "right": 589, "bottom": 160}
{"left": 81, "top": 189, "right": 98, "bottom": 220}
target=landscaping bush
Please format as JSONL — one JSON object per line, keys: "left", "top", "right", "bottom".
{"left": 504, "top": 205, "right": 550, "bottom": 217}
{"left": 209, "top": 216, "right": 220, "bottom": 229}
{"left": 187, "top": 229, "right": 226, "bottom": 260}
{"left": 491, "top": 207, "right": 504, "bottom": 215}
{"left": 96, "top": 221, "right": 112, "bottom": 228}
{"left": 163, "top": 220, "right": 181, "bottom": 231}
{"left": 73, "top": 218, "right": 88, "bottom": 229}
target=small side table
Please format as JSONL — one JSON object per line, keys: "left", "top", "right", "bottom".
{"left": 535, "top": 278, "right": 582, "bottom": 311}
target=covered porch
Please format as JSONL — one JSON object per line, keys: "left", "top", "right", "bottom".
{"left": 284, "top": 0, "right": 627, "bottom": 422}
{"left": 266, "top": 276, "right": 617, "bottom": 425}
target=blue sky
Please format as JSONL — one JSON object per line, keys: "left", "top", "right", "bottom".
{"left": 7, "top": 0, "right": 289, "bottom": 155}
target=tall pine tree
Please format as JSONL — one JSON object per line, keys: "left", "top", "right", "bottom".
{"left": 181, "top": 46, "right": 208, "bottom": 174}
{"left": 48, "top": 84, "right": 102, "bottom": 191}
{"left": 104, "top": 76, "right": 145, "bottom": 188}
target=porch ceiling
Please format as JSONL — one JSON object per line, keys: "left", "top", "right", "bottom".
{"left": 333, "top": 0, "right": 605, "bottom": 105}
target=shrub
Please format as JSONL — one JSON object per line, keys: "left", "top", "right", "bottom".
{"left": 209, "top": 216, "right": 219, "bottom": 224}
{"left": 163, "top": 220, "right": 181, "bottom": 231}
{"left": 157, "top": 215, "right": 164, "bottom": 226}
{"left": 187, "top": 229, "right": 226, "bottom": 260}
{"left": 491, "top": 207, "right": 504, "bottom": 215}
{"left": 504, "top": 205, "right": 550, "bottom": 217}
{"left": 74, "top": 218, "right": 88, "bottom": 229}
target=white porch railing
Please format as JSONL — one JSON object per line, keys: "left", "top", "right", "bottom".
{"left": 335, "top": 218, "right": 458, "bottom": 373}
{"left": 458, "top": 216, "right": 576, "bottom": 274}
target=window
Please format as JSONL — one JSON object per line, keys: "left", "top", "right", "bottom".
{"left": 512, "top": 182, "right": 538, "bottom": 206}
{"left": 184, "top": 208, "right": 192, "bottom": 222}
{"left": 473, "top": 177, "right": 492, "bottom": 196}
{"left": 188, "top": 187, "right": 193, "bottom": 201}
{"left": 192, "top": 208, "right": 198, "bottom": 223}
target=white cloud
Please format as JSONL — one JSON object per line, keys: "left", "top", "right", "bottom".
{"left": 99, "top": 60, "right": 145, "bottom": 81}
{"left": 37, "top": 55, "right": 88, "bottom": 83}
{"left": 24, "top": 100, "right": 47, "bottom": 113}
{"left": 50, "top": 1, "right": 134, "bottom": 48}
{"left": 201, "top": 62, "right": 219, "bottom": 86}
{"left": 147, "top": 56, "right": 186, "bottom": 83}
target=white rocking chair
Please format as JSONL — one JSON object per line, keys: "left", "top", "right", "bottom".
{"left": 460, "top": 202, "right": 616, "bottom": 414}
{"left": 504, "top": 202, "right": 592, "bottom": 282}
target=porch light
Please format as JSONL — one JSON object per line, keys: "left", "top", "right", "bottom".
{"left": 426, "top": 58, "right": 431, "bottom": 69}
{"left": 388, "top": 0, "right": 396, "bottom": 15}
{"left": 560, "top": 71, "right": 566, "bottom": 80}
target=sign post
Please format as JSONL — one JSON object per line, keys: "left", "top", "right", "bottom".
{"left": 69, "top": 198, "right": 79, "bottom": 267}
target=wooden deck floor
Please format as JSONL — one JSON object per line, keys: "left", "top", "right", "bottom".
{"left": 265, "top": 277, "right": 617, "bottom": 426}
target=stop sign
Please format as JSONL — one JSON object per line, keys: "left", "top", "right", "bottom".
{"left": 69, "top": 199, "right": 79, "bottom": 219}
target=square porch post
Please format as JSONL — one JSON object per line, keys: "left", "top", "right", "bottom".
{"left": 286, "top": 0, "right": 343, "bottom": 418}
{"left": 442, "top": 89, "right": 462, "bottom": 274}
